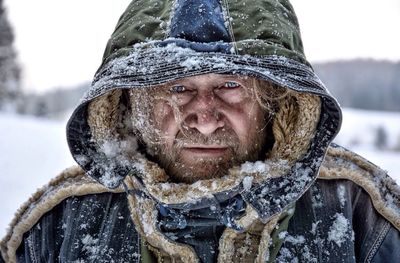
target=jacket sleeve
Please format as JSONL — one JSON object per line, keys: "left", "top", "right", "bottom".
{"left": 13, "top": 192, "right": 141, "bottom": 263}
{"left": 371, "top": 226, "right": 400, "bottom": 263}
{"left": 352, "top": 185, "right": 400, "bottom": 262}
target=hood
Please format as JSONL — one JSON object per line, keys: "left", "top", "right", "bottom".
{"left": 66, "top": 0, "right": 342, "bottom": 222}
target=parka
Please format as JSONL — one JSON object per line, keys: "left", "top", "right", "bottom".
{"left": 1, "top": 0, "right": 400, "bottom": 262}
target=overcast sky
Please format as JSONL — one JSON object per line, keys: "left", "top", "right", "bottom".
{"left": 4, "top": 0, "right": 400, "bottom": 93}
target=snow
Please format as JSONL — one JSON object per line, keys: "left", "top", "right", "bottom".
{"left": 335, "top": 108, "right": 400, "bottom": 151}
{"left": 240, "top": 160, "right": 269, "bottom": 174}
{"left": 337, "top": 184, "right": 346, "bottom": 207}
{"left": 334, "top": 108, "right": 400, "bottom": 180}
{"left": 0, "top": 108, "right": 399, "bottom": 239}
{"left": 0, "top": 113, "right": 75, "bottom": 238}
{"left": 327, "top": 213, "right": 354, "bottom": 247}
{"left": 242, "top": 176, "right": 254, "bottom": 191}
{"left": 310, "top": 220, "right": 321, "bottom": 235}
{"left": 284, "top": 234, "right": 306, "bottom": 245}
{"left": 81, "top": 234, "right": 100, "bottom": 258}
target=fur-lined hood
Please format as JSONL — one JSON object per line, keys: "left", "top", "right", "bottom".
{"left": 66, "top": 0, "right": 341, "bottom": 222}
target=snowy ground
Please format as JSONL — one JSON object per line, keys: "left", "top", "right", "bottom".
{"left": 0, "top": 108, "right": 399, "bottom": 237}
{"left": 0, "top": 113, "right": 75, "bottom": 238}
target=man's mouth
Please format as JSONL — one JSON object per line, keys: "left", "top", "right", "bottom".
{"left": 182, "top": 145, "right": 229, "bottom": 156}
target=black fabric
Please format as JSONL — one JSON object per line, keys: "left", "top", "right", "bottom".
{"left": 169, "top": 0, "right": 231, "bottom": 42}
{"left": 8, "top": 178, "right": 400, "bottom": 262}
{"left": 158, "top": 195, "right": 245, "bottom": 263}
{"left": 15, "top": 192, "right": 140, "bottom": 263}
{"left": 66, "top": 104, "right": 128, "bottom": 189}
{"left": 278, "top": 179, "right": 400, "bottom": 263}
{"left": 371, "top": 226, "right": 400, "bottom": 263}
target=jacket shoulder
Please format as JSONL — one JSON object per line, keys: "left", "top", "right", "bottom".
{"left": 320, "top": 144, "right": 400, "bottom": 231}
{"left": 0, "top": 166, "right": 124, "bottom": 263}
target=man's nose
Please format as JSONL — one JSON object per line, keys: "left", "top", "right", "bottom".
{"left": 183, "top": 93, "right": 225, "bottom": 135}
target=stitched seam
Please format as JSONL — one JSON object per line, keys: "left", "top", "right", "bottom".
{"left": 137, "top": 233, "right": 141, "bottom": 262}
{"left": 364, "top": 221, "right": 391, "bottom": 263}
{"left": 220, "top": 0, "right": 237, "bottom": 54}
{"left": 351, "top": 187, "right": 362, "bottom": 213}
{"left": 27, "top": 231, "right": 38, "bottom": 263}
{"left": 164, "top": 0, "right": 178, "bottom": 38}
{"left": 311, "top": 185, "right": 323, "bottom": 261}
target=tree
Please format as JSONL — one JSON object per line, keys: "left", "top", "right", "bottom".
{"left": 374, "top": 126, "right": 388, "bottom": 150}
{"left": 0, "top": 0, "right": 20, "bottom": 111}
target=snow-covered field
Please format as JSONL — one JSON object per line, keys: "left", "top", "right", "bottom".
{"left": 0, "top": 113, "right": 75, "bottom": 238}
{"left": 0, "top": 109, "right": 399, "bottom": 237}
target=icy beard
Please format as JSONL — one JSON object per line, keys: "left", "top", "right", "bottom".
{"left": 143, "top": 123, "right": 269, "bottom": 184}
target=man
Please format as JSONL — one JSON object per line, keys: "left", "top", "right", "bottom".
{"left": 1, "top": 0, "right": 400, "bottom": 262}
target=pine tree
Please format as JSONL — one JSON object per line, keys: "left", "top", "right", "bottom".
{"left": 374, "top": 126, "right": 388, "bottom": 150}
{"left": 0, "top": 0, "right": 20, "bottom": 111}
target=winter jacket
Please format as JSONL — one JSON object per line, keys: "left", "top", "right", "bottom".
{"left": 2, "top": 0, "right": 400, "bottom": 262}
{"left": 1, "top": 146, "right": 400, "bottom": 262}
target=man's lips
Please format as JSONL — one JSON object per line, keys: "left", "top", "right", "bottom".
{"left": 182, "top": 146, "right": 229, "bottom": 155}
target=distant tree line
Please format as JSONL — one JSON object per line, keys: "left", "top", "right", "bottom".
{"left": 15, "top": 83, "right": 88, "bottom": 118}
{"left": 10, "top": 60, "right": 400, "bottom": 119}
{"left": 0, "top": 0, "right": 20, "bottom": 111}
{"left": 314, "top": 60, "right": 400, "bottom": 112}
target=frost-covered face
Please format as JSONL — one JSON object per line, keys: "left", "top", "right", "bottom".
{"left": 131, "top": 74, "right": 271, "bottom": 183}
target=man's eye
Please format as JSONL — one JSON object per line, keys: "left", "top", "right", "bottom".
{"left": 169, "top": 85, "right": 186, "bottom": 93}
{"left": 223, "top": 81, "right": 241, "bottom": 89}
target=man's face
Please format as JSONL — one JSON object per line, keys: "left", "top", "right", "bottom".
{"left": 135, "top": 74, "right": 269, "bottom": 183}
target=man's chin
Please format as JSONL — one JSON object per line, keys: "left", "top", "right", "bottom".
{"left": 167, "top": 160, "right": 232, "bottom": 184}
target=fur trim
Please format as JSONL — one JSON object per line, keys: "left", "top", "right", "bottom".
{"left": 319, "top": 146, "right": 400, "bottom": 231}
{"left": 87, "top": 89, "right": 123, "bottom": 142}
{"left": 256, "top": 214, "right": 281, "bottom": 262}
{"left": 271, "top": 93, "right": 320, "bottom": 162}
{"left": 217, "top": 206, "right": 261, "bottom": 262}
{"left": 136, "top": 158, "right": 291, "bottom": 205}
{"left": 0, "top": 166, "right": 123, "bottom": 263}
{"left": 218, "top": 212, "right": 280, "bottom": 263}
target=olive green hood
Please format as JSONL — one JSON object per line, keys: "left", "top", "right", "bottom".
{"left": 100, "top": 0, "right": 308, "bottom": 68}
{"left": 66, "top": 0, "right": 342, "bottom": 224}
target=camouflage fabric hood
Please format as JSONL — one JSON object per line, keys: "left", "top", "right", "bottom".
{"left": 66, "top": 0, "right": 342, "bottom": 221}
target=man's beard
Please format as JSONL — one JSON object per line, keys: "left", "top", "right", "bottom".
{"left": 146, "top": 125, "right": 268, "bottom": 183}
